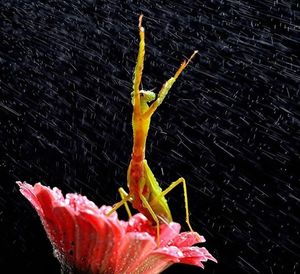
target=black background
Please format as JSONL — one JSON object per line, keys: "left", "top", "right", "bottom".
{"left": 0, "top": 0, "right": 299, "bottom": 273}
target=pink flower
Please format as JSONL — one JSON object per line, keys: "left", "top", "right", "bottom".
{"left": 17, "top": 182, "right": 217, "bottom": 273}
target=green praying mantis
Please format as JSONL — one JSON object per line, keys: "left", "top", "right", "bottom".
{"left": 107, "top": 15, "right": 198, "bottom": 243}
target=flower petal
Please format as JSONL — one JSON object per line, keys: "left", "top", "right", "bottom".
{"left": 168, "top": 231, "right": 205, "bottom": 247}
{"left": 65, "top": 193, "right": 98, "bottom": 213}
{"left": 17, "top": 182, "right": 42, "bottom": 214}
{"left": 132, "top": 246, "right": 183, "bottom": 274}
{"left": 33, "top": 184, "right": 65, "bottom": 246}
{"left": 180, "top": 246, "right": 218, "bottom": 267}
{"left": 51, "top": 206, "right": 76, "bottom": 265}
{"left": 115, "top": 232, "right": 156, "bottom": 273}
{"left": 159, "top": 222, "right": 181, "bottom": 246}
{"left": 78, "top": 210, "right": 123, "bottom": 273}
{"left": 126, "top": 213, "right": 154, "bottom": 234}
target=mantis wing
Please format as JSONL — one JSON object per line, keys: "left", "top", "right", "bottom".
{"left": 142, "top": 160, "right": 173, "bottom": 223}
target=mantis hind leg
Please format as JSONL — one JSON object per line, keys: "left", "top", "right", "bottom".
{"left": 106, "top": 187, "right": 132, "bottom": 217}
{"left": 160, "top": 177, "right": 194, "bottom": 232}
{"left": 140, "top": 194, "right": 161, "bottom": 245}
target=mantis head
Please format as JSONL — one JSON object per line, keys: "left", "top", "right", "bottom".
{"left": 131, "top": 90, "right": 156, "bottom": 106}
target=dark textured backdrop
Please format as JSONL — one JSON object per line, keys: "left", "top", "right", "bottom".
{"left": 0, "top": 0, "right": 299, "bottom": 273}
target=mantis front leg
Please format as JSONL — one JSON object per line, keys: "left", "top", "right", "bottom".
{"left": 132, "top": 14, "right": 145, "bottom": 115}
{"left": 143, "top": 50, "right": 198, "bottom": 119}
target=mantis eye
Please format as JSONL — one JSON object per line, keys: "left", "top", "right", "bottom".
{"left": 140, "top": 90, "right": 156, "bottom": 103}
{"left": 130, "top": 92, "right": 134, "bottom": 105}
{"left": 130, "top": 90, "right": 156, "bottom": 105}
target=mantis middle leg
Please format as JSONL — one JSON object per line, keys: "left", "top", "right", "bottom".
{"left": 106, "top": 187, "right": 132, "bottom": 217}
{"left": 118, "top": 187, "right": 132, "bottom": 218}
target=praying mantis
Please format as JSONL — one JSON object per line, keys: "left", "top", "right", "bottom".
{"left": 107, "top": 15, "right": 198, "bottom": 242}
